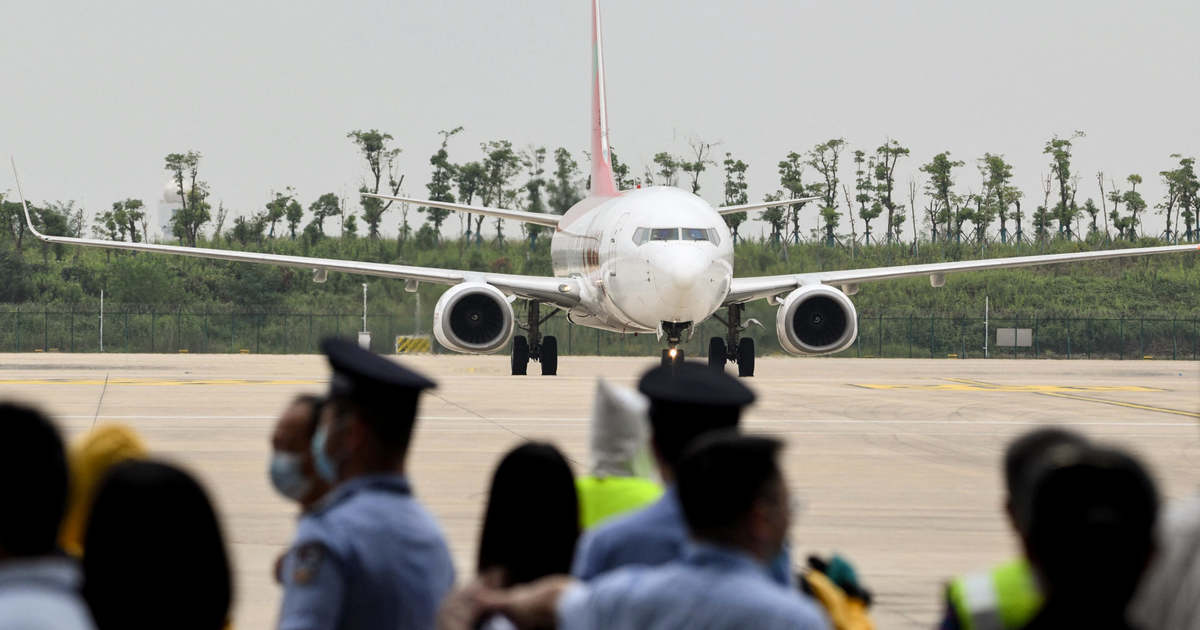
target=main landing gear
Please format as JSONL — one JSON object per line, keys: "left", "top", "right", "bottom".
{"left": 511, "top": 301, "right": 559, "bottom": 376}
{"left": 660, "top": 321, "right": 690, "bottom": 367}
{"left": 708, "top": 304, "right": 757, "bottom": 377}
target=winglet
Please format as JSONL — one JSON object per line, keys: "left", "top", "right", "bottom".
{"left": 9, "top": 157, "right": 47, "bottom": 240}
{"left": 588, "top": 0, "right": 618, "bottom": 198}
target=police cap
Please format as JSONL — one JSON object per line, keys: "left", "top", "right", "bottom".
{"left": 637, "top": 362, "right": 755, "bottom": 467}
{"left": 321, "top": 338, "right": 436, "bottom": 445}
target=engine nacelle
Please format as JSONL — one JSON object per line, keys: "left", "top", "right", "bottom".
{"left": 432, "top": 283, "right": 515, "bottom": 354}
{"left": 776, "top": 285, "right": 858, "bottom": 355}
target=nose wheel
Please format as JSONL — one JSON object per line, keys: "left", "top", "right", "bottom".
{"left": 710, "top": 304, "right": 757, "bottom": 377}
{"left": 512, "top": 301, "right": 559, "bottom": 376}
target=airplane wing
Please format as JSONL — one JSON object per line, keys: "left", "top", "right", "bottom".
{"left": 11, "top": 164, "right": 579, "bottom": 307}
{"left": 361, "top": 193, "right": 560, "bottom": 228}
{"left": 716, "top": 196, "right": 821, "bottom": 216}
{"left": 725, "top": 244, "right": 1199, "bottom": 304}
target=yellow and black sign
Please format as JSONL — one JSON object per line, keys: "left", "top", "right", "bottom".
{"left": 395, "top": 335, "right": 432, "bottom": 354}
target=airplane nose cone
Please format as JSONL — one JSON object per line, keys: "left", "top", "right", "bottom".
{"left": 647, "top": 247, "right": 720, "bottom": 322}
{"left": 664, "top": 248, "right": 708, "bottom": 291}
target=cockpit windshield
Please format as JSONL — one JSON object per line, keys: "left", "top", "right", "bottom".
{"left": 633, "top": 227, "right": 720, "bottom": 246}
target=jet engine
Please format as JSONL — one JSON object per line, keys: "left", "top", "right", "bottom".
{"left": 776, "top": 285, "right": 858, "bottom": 355}
{"left": 432, "top": 283, "right": 515, "bottom": 354}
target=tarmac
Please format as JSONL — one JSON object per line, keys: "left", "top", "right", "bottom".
{"left": 1, "top": 353, "right": 1197, "bottom": 629}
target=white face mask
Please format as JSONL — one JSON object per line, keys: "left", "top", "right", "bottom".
{"left": 269, "top": 451, "right": 314, "bottom": 501}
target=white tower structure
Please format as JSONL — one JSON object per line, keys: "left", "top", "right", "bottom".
{"left": 156, "top": 180, "right": 184, "bottom": 240}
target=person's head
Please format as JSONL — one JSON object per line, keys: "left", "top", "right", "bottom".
{"left": 637, "top": 362, "right": 755, "bottom": 480}
{"left": 61, "top": 423, "right": 148, "bottom": 556}
{"left": 312, "top": 339, "right": 436, "bottom": 483}
{"left": 269, "top": 394, "right": 329, "bottom": 508}
{"left": 478, "top": 442, "right": 579, "bottom": 587}
{"left": 677, "top": 432, "right": 788, "bottom": 563}
{"left": 0, "top": 403, "right": 68, "bottom": 560}
{"left": 588, "top": 379, "right": 655, "bottom": 479}
{"left": 1022, "top": 443, "right": 1157, "bottom": 612}
{"left": 1003, "top": 427, "right": 1089, "bottom": 536}
{"left": 83, "top": 460, "right": 231, "bottom": 630}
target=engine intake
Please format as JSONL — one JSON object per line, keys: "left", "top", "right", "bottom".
{"left": 433, "top": 283, "right": 515, "bottom": 354}
{"left": 776, "top": 285, "right": 858, "bottom": 355}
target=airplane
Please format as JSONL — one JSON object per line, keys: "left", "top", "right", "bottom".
{"left": 12, "top": 0, "right": 1197, "bottom": 377}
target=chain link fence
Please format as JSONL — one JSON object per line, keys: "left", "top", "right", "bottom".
{"left": 1, "top": 305, "right": 1196, "bottom": 360}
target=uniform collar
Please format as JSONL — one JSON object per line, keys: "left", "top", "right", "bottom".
{"left": 682, "top": 541, "right": 770, "bottom": 577}
{"left": 313, "top": 473, "right": 411, "bottom": 514}
{"left": 0, "top": 555, "right": 82, "bottom": 589}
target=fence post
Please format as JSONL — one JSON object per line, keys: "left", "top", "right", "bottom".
{"left": 124, "top": 311, "right": 129, "bottom": 353}
{"left": 1033, "top": 313, "right": 1039, "bottom": 357}
{"left": 1087, "top": 318, "right": 1092, "bottom": 359}
{"left": 929, "top": 314, "right": 934, "bottom": 358}
{"left": 1119, "top": 316, "right": 1125, "bottom": 360}
{"left": 1172, "top": 318, "right": 1177, "bottom": 360}
{"left": 309, "top": 313, "right": 314, "bottom": 352}
{"left": 151, "top": 312, "right": 156, "bottom": 352}
{"left": 856, "top": 312, "right": 862, "bottom": 357}
{"left": 1139, "top": 318, "right": 1145, "bottom": 358}
{"left": 878, "top": 313, "right": 883, "bottom": 357}
{"left": 1066, "top": 318, "right": 1071, "bottom": 359}
{"left": 596, "top": 328, "right": 600, "bottom": 355}
{"left": 43, "top": 307, "right": 48, "bottom": 352}
{"left": 255, "top": 316, "right": 261, "bottom": 354}
{"left": 231, "top": 314, "right": 237, "bottom": 353}
{"left": 69, "top": 308, "right": 75, "bottom": 352}
{"left": 13, "top": 306, "right": 18, "bottom": 352}
{"left": 176, "top": 309, "right": 182, "bottom": 352}
{"left": 203, "top": 313, "right": 209, "bottom": 353}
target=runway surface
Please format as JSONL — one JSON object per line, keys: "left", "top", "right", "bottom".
{"left": 1, "top": 353, "right": 1197, "bottom": 628}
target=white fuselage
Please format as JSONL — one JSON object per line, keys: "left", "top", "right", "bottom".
{"left": 549, "top": 186, "right": 734, "bottom": 333}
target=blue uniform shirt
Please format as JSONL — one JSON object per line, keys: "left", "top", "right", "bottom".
{"left": 558, "top": 542, "right": 828, "bottom": 630}
{"left": 571, "top": 487, "right": 794, "bottom": 586}
{"left": 277, "top": 474, "right": 455, "bottom": 630}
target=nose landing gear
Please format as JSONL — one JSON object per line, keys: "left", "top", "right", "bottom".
{"left": 660, "top": 321, "right": 691, "bottom": 367}
{"left": 709, "top": 303, "right": 758, "bottom": 377}
{"left": 511, "top": 301, "right": 559, "bottom": 376}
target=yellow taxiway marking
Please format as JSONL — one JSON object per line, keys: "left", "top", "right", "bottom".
{"left": 853, "top": 377, "right": 1199, "bottom": 419}
{"left": 0, "top": 378, "right": 325, "bottom": 386}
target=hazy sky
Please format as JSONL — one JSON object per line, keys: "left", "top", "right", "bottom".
{"left": 4, "top": 0, "right": 1197, "bottom": 238}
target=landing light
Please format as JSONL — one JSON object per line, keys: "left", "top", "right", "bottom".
{"left": 668, "top": 348, "right": 678, "bottom": 359}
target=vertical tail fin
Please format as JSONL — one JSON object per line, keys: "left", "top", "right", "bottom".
{"left": 589, "top": 0, "right": 618, "bottom": 197}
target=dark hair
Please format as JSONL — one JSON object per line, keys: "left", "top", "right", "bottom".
{"left": 648, "top": 402, "right": 742, "bottom": 469}
{"left": 677, "top": 432, "right": 783, "bottom": 542}
{"left": 1004, "top": 427, "right": 1089, "bottom": 533}
{"left": 1025, "top": 444, "right": 1158, "bottom": 607}
{"left": 0, "top": 403, "right": 67, "bottom": 557}
{"left": 477, "top": 442, "right": 579, "bottom": 587}
{"left": 291, "top": 394, "right": 325, "bottom": 435}
{"left": 83, "top": 460, "right": 232, "bottom": 630}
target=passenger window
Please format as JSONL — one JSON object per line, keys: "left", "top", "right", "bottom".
{"left": 650, "top": 228, "right": 679, "bottom": 241}
{"left": 683, "top": 228, "right": 709, "bottom": 241}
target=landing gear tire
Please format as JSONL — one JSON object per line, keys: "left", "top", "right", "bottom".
{"left": 708, "top": 337, "right": 727, "bottom": 372}
{"left": 541, "top": 336, "right": 558, "bottom": 376}
{"left": 737, "top": 337, "right": 755, "bottom": 378}
{"left": 661, "top": 348, "right": 685, "bottom": 367}
{"left": 511, "top": 336, "right": 529, "bottom": 376}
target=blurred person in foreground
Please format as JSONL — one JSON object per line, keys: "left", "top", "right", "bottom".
{"left": 574, "top": 379, "right": 662, "bottom": 529}
{"left": 1128, "top": 440, "right": 1200, "bottom": 630}
{"left": 59, "top": 422, "right": 148, "bottom": 557}
{"left": 939, "top": 427, "right": 1089, "bottom": 630}
{"left": 1018, "top": 443, "right": 1158, "bottom": 630}
{"left": 462, "top": 433, "right": 828, "bottom": 630}
{"left": 0, "top": 403, "right": 94, "bottom": 629}
{"left": 269, "top": 394, "right": 332, "bottom": 583}
{"left": 269, "top": 394, "right": 331, "bottom": 512}
{"left": 474, "top": 442, "right": 580, "bottom": 630}
{"left": 277, "top": 339, "right": 454, "bottom": 630}
{"left": 82, "top": 459, "right": 231, "bottom": 630}
{"left": 571, "top": 362, "right": 793, "bottom": 586}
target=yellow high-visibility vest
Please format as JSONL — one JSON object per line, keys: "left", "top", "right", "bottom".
{"left": 948, "top": 558, "right": 1042, "bottom": 630}
{"left": 575, "top": 476, "right": 663, "bottom": 529}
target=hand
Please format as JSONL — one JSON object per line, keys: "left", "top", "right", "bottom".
{"left": 474, "top": 575, "right": 575, "bottom": 629}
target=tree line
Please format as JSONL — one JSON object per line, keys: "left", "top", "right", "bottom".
{"left": 1, "top": 130, "right": 1196, "bottom": 258}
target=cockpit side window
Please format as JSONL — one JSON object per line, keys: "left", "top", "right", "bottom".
{"left": 706, "top": 228, "right": 721, "bottom": 246}
{"left": 632, "top": 227, "right": 650, "bottom": 245}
